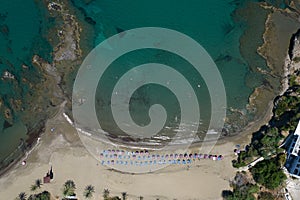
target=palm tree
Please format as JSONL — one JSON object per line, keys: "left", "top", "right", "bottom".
{"left": 35, "top": 179, "right": 42, "bottom": 188}
{"left": 103, "top": 189, "right": 110, "bottom": 200}
{"left": 121, "top": 192, "right": 127, "bottom": 200}
{"left": 62, "top": 180, "right": 76, "bottom": 196}
{"left": 138, "top": 196, "right": 144, "bottom": 200}
{"left": 83, "top": 185, "right": 95, "bottom": 199}
{"left": 16, "top": 192, "right": 27, "bottom": 200}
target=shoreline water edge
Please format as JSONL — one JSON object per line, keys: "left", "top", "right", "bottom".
{"left": 1, "top": 0, "right": 300, "bottom": 178}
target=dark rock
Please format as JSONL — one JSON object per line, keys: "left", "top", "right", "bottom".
{"left": 3, "top": 120, "right": 12, "bottom": 129}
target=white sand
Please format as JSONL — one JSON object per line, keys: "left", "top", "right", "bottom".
{"left": 0, "top": 111, "right": 243, "bottom": 200}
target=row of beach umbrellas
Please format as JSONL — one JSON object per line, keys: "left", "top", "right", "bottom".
{"left": 100, "top": 159, "right": 193, "bottom": 166}
{"left": 100, "top": 150, "right": 223, "bottom": 161}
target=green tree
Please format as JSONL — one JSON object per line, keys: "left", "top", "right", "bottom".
{"left": 16, "top": 192, "right": 27, "bottom": 200}
{"left": 121, "top": 192, "right": 127, "bottom": 200}
{"left": 103, "top": 189, "right": 110, "bottom": 200}
{"left": 83, "top": 185, "right": 95, "bottom": 199}
{"left": 62, "top": 180, "right": 76, "bottom": 197}
{"left": 35, "top": 179, "right": 42, "bottom": 188}
{"left": 28, "top": 191, "right": 50, "bottom": 200}
{"left": 250, "top": 158, "right": 287, "bottom": 189}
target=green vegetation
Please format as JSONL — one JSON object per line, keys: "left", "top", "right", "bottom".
{"left": 289, "top": 74, "right": 299, "bottom": 86}
{"left": 258, "top": 192, "right": 275, "bottom": 200}
{"left": 226, "top": 71, "right": 300, "bottom": 199}
{"left": 250, "top": 158, "right": 287, "bottom": 189}
{"left": 16, "top": 192, "right": 27, "bottom": 200}
{"left": 27, "top": 191, "right": 50, "bottom": 200}
{"left": 293, "top": 56, "right": 300, "bottom": 63}
{"left": 83, "top": 185, "right": 95, "bottom": 199}
{"left": 62, "top": 180, "right": 76, "bottom": 197}
{"left": 233, "top": 83, "right": 300, "bottom": 168}
{"left": 223, "top": 185, "right": 258, "bottom": 200}
{"left": 30, "top": 179, "right": 42, "bottom": 192}
{"left": 121, "top": 192, "right": 127, "bottom": 200}
{"left": 222, "top": 173, "right": 259, "bottom": 200}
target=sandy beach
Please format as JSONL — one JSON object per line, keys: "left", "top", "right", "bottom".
{"left": 0, "top": 105, "right": 248, "bottom": 200}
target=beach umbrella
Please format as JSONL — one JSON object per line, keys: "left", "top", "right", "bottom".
{"left": 184, "top": 153, "right": 188, "bottom": 158}
{"left": 121, "top": 150, "right": 125, "bottom": 154}
{"left": 100, "top": 153, "right": 104, "bottom": 158}
{"left": 204, "top": 154, "right": 208, "bottom": 159}
{"left": 218, "top": 155, "right": 224, "bottom": 160}
{"left": 152, "top": 155, "right": 156, "bottom": 159}
{"left": 101, "top": 161, "right": 105, "bottom": 165}
{"left": 187, "top": 159, "right": 191, "bottom": 164}
{"left": 107, "top": 149, "right": 111, "bottom": 154}
{"left": 107, "top": 161, "right": 110, "bottom": 165}
{"left": 168, "top": 160, "right": 172, "bottom": 164}
{"left": 165, "top": 154, "right": 169, "bottom": 159}
{"left": 199, "top": 154, "right": 203, "bottom": 159}
{"left": 130, "top": 161, "right": 133, "bottom": 165}
{"left": 135, "top": 150, "right": 139, "bottom": 154}
{"left": 138, "top": 155, "right": 141, "bottom": 160}
{"left": 124, "top": 161, "right": 128, "bottom": 165}
{"left": 174, "top": 154, "right": 178, "bottom": 158}
{"left": 147, "top": 155, "right": 151, "bottom": 160}
{"left": 170, "top": 154, "right": 173, "bottom": 158}
{"left": 182, "top": 160, "right": 186, "bottom": 164}
{"left": 161, "top": 155, "right": 164, "bottom": 159}
{"left": 143, "top": 155, "right": 146, "bottom": 160}
{"left": 145, "top": 150, "right": 149, "bottom": 155}
{"left": 179, "top": 154, "right": 183, "bottom": 158}
{"left": 149, "top": 161, "right": 153, "bottom": 165}
{"left": 153, "top": 160, "right": 157, "bottom": 165}
{"left": 193, "top": 153, "right": 198, "bottom": 159}
{"left": 189, "top": 153, "right": 193, "bottom": 158}
{"left": 177, "top": 159, "right": 181, "bottom": 164}
{"left": 111, "top": 160, "right": 114, "bottom": 165}
{"left": 112, "top": 149, "right": 116, "bottom": 153}
{"left": 156, "top": 154, "right": 160, "bottom": 159}
{"left": 140, "top": 150, "right": 144, "bottom": 155}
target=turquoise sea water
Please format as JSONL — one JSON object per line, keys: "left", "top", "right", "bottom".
{"left": 0, "top": 0, "right": 290, "bottom": 164}
{"left": 0, "top": 1, "right": 52, "bottom": 164}
{"left": 71, "top": 0, "right": 266, "bottom": 140}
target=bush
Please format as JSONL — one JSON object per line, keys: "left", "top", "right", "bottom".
{"left": 250, "top": 158, "right": 287, "bottom": 189}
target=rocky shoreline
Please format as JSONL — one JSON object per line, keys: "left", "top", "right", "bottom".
{"left": 0, "top": 0, "right": 84, "bottom": 175}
